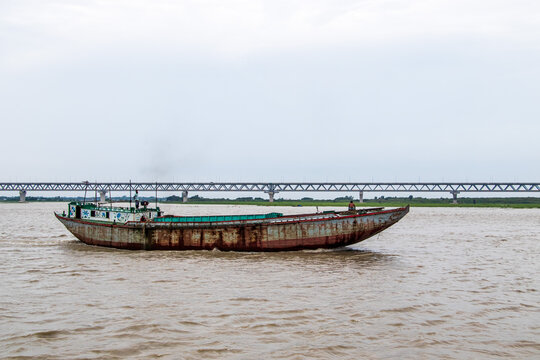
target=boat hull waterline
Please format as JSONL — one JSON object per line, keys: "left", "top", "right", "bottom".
{"left": 55, "top": 206, "right": 409, "bottom": 251}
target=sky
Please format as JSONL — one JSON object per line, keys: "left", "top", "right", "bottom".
{"left": 1, "top": 0, "right": 539, "bottom": 186}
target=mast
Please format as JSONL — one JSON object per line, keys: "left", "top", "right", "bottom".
{"left": 83, "top": 180, "right": 89, "bottom": 204}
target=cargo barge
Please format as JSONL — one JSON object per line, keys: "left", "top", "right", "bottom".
{"left": 55, "top": 202, "right": 409, "bottom": 251}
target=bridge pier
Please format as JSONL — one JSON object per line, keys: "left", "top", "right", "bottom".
{"left": 265, "top": 184, "right": 279, "bottom": 202}
{"left": 263, "top": 190, "right": 280, "bottom": 202}
{"left": 99, "top": 190, "right": 107, "bottom": 203}
{"left": 359, "top": 191, "right": 364, "bottom": 203}
{"left": 451, "top": 190, "right": 460, "bottom": 204}
{"left": 19, "top": 190, "right": 26, "bottom": 203}
{"left": 182, "top": 191, "right": 188, "bottom": 203}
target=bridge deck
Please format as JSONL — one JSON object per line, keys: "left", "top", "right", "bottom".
{"left": 1, "top": 182, "right": 539, "bottom": 192}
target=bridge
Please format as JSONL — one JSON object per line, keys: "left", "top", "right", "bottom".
{"left": 2, "top": 182, "right": 539, "bottom": 203}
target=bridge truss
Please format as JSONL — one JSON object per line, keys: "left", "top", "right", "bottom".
{"left": 0, "top": 182, "right": 539, "bottom": 193}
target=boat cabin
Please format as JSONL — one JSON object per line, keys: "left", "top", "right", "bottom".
{"left": 65, "top": 202, "right": 161, "bottom": 223}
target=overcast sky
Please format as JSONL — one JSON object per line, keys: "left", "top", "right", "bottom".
{"left": 1, "top": 0, "right": 539, "bottom": 184}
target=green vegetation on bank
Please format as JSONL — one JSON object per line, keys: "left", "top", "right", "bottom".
{"left": 167, "top": 195, "right": 540, "bottom": 208}
{"left": 1, "top": 195, "right": 540, "bottom": 208}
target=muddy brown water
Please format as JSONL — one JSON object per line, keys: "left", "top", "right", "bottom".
{"left": 0, "top": 203, "right": 538, "bottom": 359}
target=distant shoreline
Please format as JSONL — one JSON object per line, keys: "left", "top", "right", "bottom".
{"left": 163, "top": 199, "right": 540, "bottom": 208}
{"left": 2, "top": 197, "right": 540, "bottom": 208}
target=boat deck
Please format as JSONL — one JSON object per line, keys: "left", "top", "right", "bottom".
{"left": 143, "top": 208, "right": 391, "bottom": 227}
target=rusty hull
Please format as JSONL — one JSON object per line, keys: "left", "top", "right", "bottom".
{"left": 55, "top": 206, "right": 409, "bottom": 251}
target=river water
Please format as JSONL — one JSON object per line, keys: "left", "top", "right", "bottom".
{"left": 0, "top": 203, "right": 538, "bottom": 359}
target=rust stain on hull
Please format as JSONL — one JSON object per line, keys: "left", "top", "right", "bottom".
{"left": 56, "top": 206, "right": 409, "bottom": 251}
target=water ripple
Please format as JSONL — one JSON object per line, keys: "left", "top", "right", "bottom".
{"left": 0, "top": 203, "right": 538, "bottom": 359}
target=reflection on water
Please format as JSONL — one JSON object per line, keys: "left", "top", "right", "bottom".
{"left": 0, "top": 203, "right": 539, "bottom": 359}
